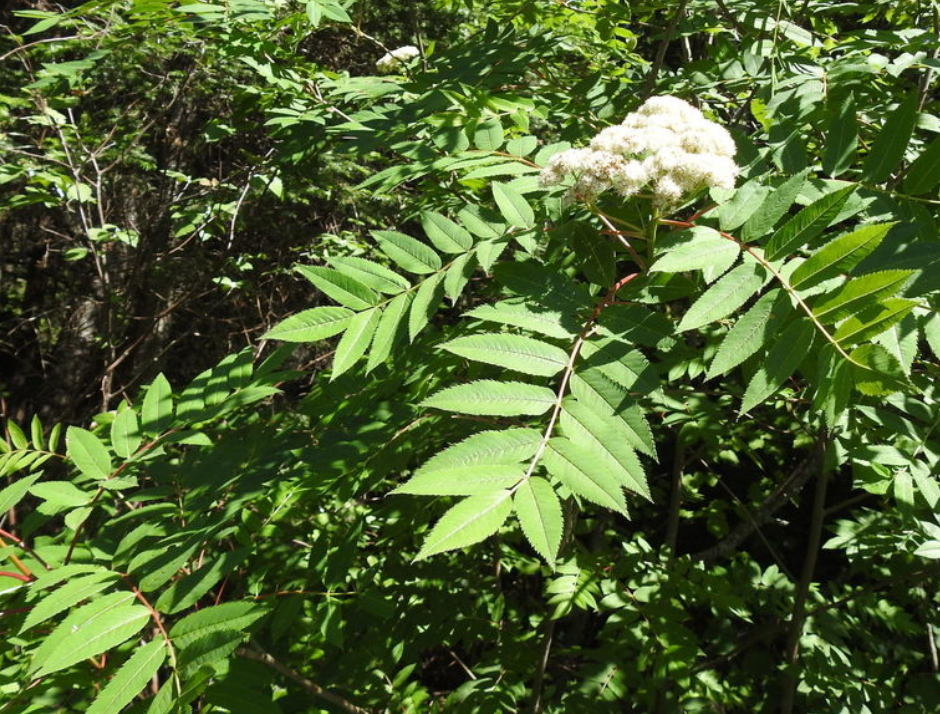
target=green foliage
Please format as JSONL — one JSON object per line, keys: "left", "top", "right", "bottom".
{"left": 3, "top": 0, "right": 940, "bottom": 711}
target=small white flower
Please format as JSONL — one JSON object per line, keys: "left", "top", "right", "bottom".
{"left": 539, "top": 95, "right": 738, "bottom": 207}
{"left": 376, "top": 45, "right": 420, "bottom": 74}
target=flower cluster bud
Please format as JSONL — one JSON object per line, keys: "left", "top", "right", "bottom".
{"left": 376, "top": 46, "right": 420, "bottom": 74}
{"left": 539, "top": 96, "right": 739, "bottom": 207}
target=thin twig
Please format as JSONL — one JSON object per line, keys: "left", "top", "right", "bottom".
{"left": 239, "top": 644, "right": 372, "bottom": 714}
{"left": 642, "top": 0, "right": 689, "bottom": 97}
{"left": 780, "top": 433, "right": 830, "bottom": 714}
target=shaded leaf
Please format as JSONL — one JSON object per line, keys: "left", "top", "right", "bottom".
{"left": 861, "top": 93, "right": 918, "bottom": 184}
{"left": 408, "top": 272, "right": 445, "bottom": 341}
{"left": 366, "top": 292, "right": 411, "bottom": 372}
{"left": 373, "top": 230, "right": 442, "bottom": 274}
{"left": 822, "top": 92, "right": 857, "bottom": 178}
{"left": 764, "top": 185, "right": 856, "bottom": 261}
{"left": 740, "top": 319, "right": 816, "bottom": 414}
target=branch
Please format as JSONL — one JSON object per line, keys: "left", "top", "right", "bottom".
{"left": 780, "top": 433, "right": 830, "bottom": 714}
{"left": 642, "top": 0, "right": 689, "bottom": 97}
{"left": 692, "top": 436, "right": 827, "bottom": 564}
{"left": 239, "top": 645, "right": 372, "bottom": 714}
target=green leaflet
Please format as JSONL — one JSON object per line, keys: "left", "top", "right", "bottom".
{"left": 373, "top": 229, "right": 442, "bottom": 274}
{"left": 559, "top": 399, "right": 649, "bottom": 499}
{"left": 331, "top": 307, "right": 381, "bottom": 379}
{"left": 903, "top": 136, "right": 940, "bottom": 196}
{"left": 327, "top": 255, "right": 411, "bottom": 294}
{"left": 29, "top": 415, "right": 44, "bottom": 450}
{"left": 458, "top": 204, "right": 505, "bottom": 239}
{"left": 764, "top": 185, "right": 856, "bottom": 261}
{"left": 440, "top": 333, "right": 568, "bottom": 377}
{"left": 822, "top": 91, "right": 857, "bottom": 178}
{"left": 66, "top": 426, "right": 112, "bottom": 481}
{"left": 393, "top": 466, "right": 523, "bottom": 495}
{"left": 811, "top": 270, "right": 915, "bottom": 323}
{"left": 849, "top": 343, "right": 909, "bottom": 396}
{"left": 129, "top": 535, "right": 203, "bottom": 593}
{"left": 466, "top": 300, "right": 577, "bottom": 339}
{"left": 923, "top": 312, "right": 940, "bottom": 362}
{"left": 415, "top": 428, "right": 541, "bottom": 475}
{"left": 739, "top": 319, "right": 816, "bottom": 414}
{"left": 156, "top": 548, "right": 249, "bottom": 614}
{"left": 719, "top": 180, "right": 772, "bottom": 232}
{"left": 677, "top": 262, "right": 765, "bottom": 332}
{"left": 169, "top": 601, "right": 267, "bottom": 648}
{"left": 873, "top": 313, "right": 918, "bottom": 375}
{"left": 295, "top": 265, "right": 378, "bottom": 310}
{"left": 21, "top": 570, "right": 119, "bottom": 632}
{"left": 543, "top": 437, "right": 628, "bottom": 514}
{"left": 110, "top": 408, "right": 141, "bottom": 459}
{"left": 860, "top": 93, "right": 918, "bottom": 185}
{"left": 86, "top": 640, "right": 167, "bottom": 714}
{"left": 30, "top": 480, "right": 91, "bottom": 508}
{"left": 141, "top": 374, "right": 173, "bottom": 437}
{"left": 473, "top": 117, "right": 504, "bottom": 151}
{"left": 741, "top": 168, "right": 809, "bottom": 240}
{"left": 0, "top": 472, "right": 42, "bottom": 514}
{"left": 366, "top": 292, "right": 411, "bottom": 372}
{"left": 421, "top": 380, "right": 556, "bottom": 416}
{"left": 422, "top": 211, "right": 473, "bottom": 253}
{"left": 476, "top": 238, "right": 510, "bottom": 273}
{"left": 650, "top": 226, "right": 739, "bottom": 276}
{"left": 444, "top": 251, "right": 476, "bottom": 303}
{"left": 177, "top": 629, "right": 243, "bottom": 677}
{"left": 492, "top": 182, "right": 534, "bottom": 228}
{"left": 408, "top": 271, "right": 445, "bottom": 341}
{"left": 833, "top": 298, "right": 917, "bottom": 346}
{"left": 7, "top": 421, "right": 28, "bottom": 450}
{"left": 29, "top": 592, "right": 148, "bottom": 677}
{"left": 566, "top": 383, "right": 655, "bottom": 458}
{"left": 813, "top": 347, "right": 853, "bottom": 428}
{"left": 506, "top": 136, "right": 538, "bottom": 157}
{"left": 514, "top": 477, "right": 563, "bottom": 566}
{"left": 414, "top": 490, "right": 513, "bottom": 560}
{"left": 262, "top": 306, "right": 353, "bottom": 342}
{"left": 707, "top": 289, "right": 791, "bottom": 379}
{"left": 569, "top": 372, "right": 628, "bottom": 414}
{"left": 789, "top": 223, "right": 896, "bottom": 289}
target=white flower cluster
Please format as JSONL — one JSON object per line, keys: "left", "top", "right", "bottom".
{"left": 376, "top": 45, "right": 420, "bottom": 74}
{"left": 539, "top": 96, "right": 739, "bottom": 207}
